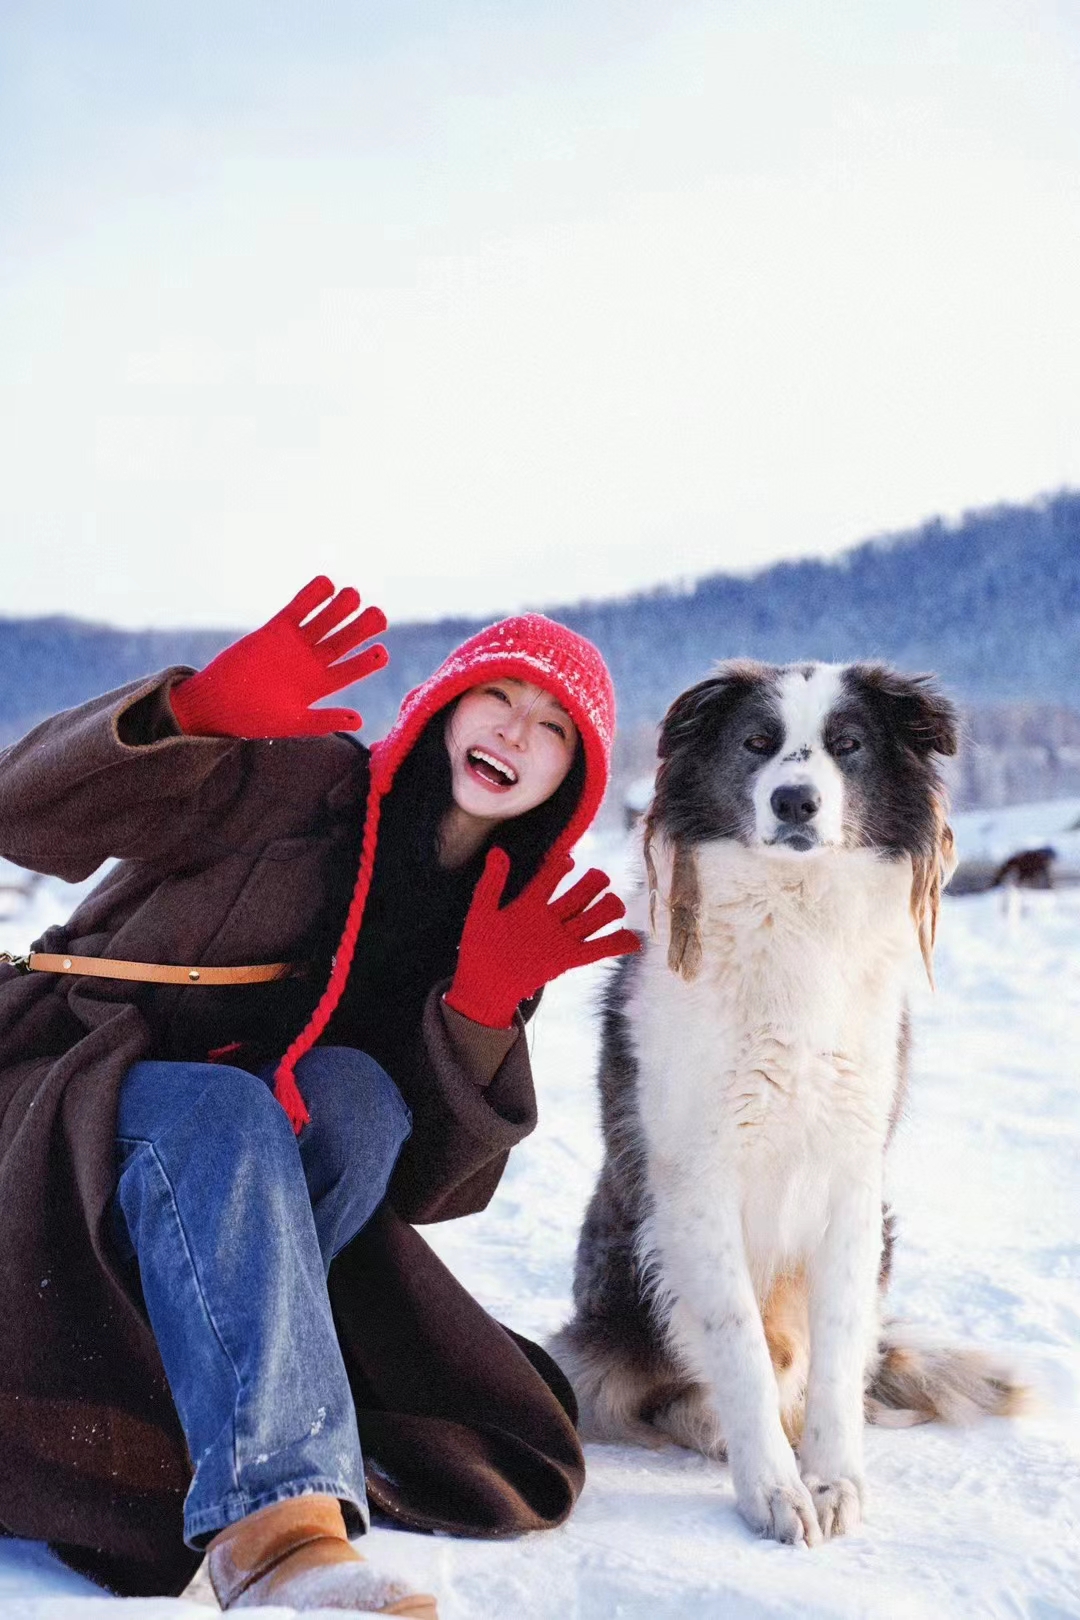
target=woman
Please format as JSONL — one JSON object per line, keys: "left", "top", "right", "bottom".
{"left": 0, "top": 579, "right": 638, "bottom": 1615}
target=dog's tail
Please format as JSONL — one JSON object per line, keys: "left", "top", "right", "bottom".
{"left": 866, "top": 1321, "right": 1030, "bottom": 1428}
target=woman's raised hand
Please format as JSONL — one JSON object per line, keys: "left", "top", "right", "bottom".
{"left": 170, "top": 577, "right": 389, "bottom": 738}
{"left": 444, "top": 847, "right": 641, "bottom": 1030}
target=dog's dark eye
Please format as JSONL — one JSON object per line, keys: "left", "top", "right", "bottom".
{"left": 743, "top": 735, "right": 775, "bottom": 754}
{"left": 832, "top": 735, "right": 861, "bottom": 756}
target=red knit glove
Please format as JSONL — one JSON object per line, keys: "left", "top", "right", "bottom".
{"left": 170, "top": 577, "right": 388, "bottom": 738}
{"left": 445, "top": 848, "right": 641, "bottom": 1029}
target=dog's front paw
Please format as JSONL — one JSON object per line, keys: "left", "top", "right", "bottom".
{"left": 737, "top": 1471, "right": 822, "bottom": 1547}
{"left": 801, "top": 1474, "right": 863, "bottom": 1539}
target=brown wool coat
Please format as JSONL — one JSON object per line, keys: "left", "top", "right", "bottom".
{"left": 0, "top": 671, "right": 584, "bottom": 1597}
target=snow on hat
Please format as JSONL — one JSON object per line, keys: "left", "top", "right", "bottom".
{"left": 273, "top": 614, "right": 615, "bottom": 1129}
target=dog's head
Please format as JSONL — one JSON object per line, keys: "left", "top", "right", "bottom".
{"left": 645, "top": 660, "right": 959, "bottom": 978}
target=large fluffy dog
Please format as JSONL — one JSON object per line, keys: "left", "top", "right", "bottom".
{"left": 551, "top": 660, "right": 1021, "bottom": 1546}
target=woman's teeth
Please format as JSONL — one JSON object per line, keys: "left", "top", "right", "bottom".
{"left": 467, "top": 748, "right": 518, "bottom": 787}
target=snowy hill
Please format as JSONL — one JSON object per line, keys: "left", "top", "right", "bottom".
{"left": 1, "top": 837, "right": 1078, "bottom": 1618}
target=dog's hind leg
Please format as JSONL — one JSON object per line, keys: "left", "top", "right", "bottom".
{"left": 549, "top": 1167, "right": 684, "bottom": 1446}
{"left": 547, "top": 1324, "right": 679, "bottom": 1447}
{"left": 647, "top": 1382, "right": 726, "bottom": 1458}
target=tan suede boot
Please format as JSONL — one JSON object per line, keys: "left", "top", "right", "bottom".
{"left": 206, "top": 1494, "right": 438, "bottom": 1616}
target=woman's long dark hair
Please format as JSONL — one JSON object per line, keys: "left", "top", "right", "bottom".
{"left": 376, "top": 700, "right": 587, "bottom": 902}
{"left": 325, "top": 701, "right": 588, "bottom": 1064}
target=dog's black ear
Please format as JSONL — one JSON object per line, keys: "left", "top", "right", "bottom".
{"left": 852, "top": 666, "right": 959, "bottom": 758}
{"left": 658, "top": 661, "right": 770, "bottom": 759}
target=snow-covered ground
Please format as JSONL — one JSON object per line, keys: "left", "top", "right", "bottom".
{"left": 1, "top": 831, "right": 1079, "bottom": 1618}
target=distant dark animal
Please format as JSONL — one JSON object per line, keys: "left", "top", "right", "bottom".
{"left": 992, "top": 847, "right": 1056, "bottom": 890}
{"left": 551, "top": 660, "right": 1025, "bottom": 1548}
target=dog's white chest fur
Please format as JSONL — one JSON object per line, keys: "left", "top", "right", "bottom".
{"left": 629, "top": 840, "right": 914, "bottom": 1288}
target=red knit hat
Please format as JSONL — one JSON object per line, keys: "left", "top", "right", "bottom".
{"left": 273, "top": 614, "right": 615, "bottom": 1129}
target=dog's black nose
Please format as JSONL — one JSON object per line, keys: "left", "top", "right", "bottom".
{"left": 771, "top": 784, "right": 821, "bottom": 825}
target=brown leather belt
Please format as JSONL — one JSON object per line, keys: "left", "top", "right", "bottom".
{"left": 16, "top": 953, "right": 294, "bottom": 986}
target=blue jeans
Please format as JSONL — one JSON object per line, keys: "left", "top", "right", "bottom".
{"left": 110, "top": 1047, "right": 412, "bottom": 1547}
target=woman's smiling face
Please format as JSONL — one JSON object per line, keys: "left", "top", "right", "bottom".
{"left": 443, "top": 678, "right": 579, "bottom": 826}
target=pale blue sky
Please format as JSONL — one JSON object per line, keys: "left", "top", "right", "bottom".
{"left": 2, "top": 1, "right": 1079, "bottom": 628}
